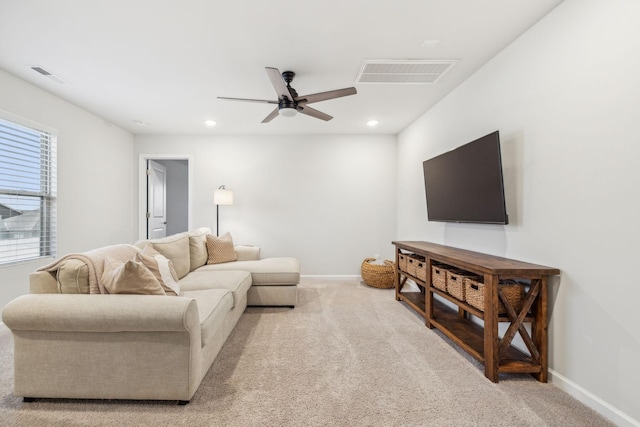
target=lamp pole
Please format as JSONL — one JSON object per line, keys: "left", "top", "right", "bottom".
{"left": 216, "top": 204, "right": 220, "bottom": 236}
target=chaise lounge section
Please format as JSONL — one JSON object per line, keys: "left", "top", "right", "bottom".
{"left": 1, "top": 227, "right": 299, "bottom": 403}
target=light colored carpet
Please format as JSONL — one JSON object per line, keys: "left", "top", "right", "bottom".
{"left": 0, "top": 278, "right": 612, "bottom": 426}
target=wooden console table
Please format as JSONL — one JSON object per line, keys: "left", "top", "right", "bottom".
{"left": 392, "top": 241, "right": 560, "bottom": 383}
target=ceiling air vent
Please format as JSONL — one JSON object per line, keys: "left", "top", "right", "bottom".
{"left": 29, "top": 66, "right": 66, "bottom": 83}
{"left": 356, "top": 60, "right": 458, "bottom": 84}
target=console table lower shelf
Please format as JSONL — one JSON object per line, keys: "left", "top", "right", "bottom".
{"left": 429, "top": 299, "right": 540, "bottom": 375}
{"left": 393, "top": 241, "right": 560, "bottom": 383}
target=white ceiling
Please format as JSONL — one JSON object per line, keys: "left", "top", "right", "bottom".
{"left": 0, "top": 0, "right": 565, "bottom": 135}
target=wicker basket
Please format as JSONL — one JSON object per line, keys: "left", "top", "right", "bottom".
{"left": 431, "top": 263, "right": 448, "bottom": 292}
{"left": 415, "top": 258, "right": 427, "bottom": 281}
{"left": 361, "top": 258, "right": 396, "bottom": 289}
{"left": 446, "top": 269, "right": 479, "bottom": 301}
{"left": 464, "top": 278, "right": 524, "bottom": 314}
{"left": 406, "top": 254, "right": 424, "bottom": 278}
{"left": 398, "top": 253, "right": 408, "bottom": 272}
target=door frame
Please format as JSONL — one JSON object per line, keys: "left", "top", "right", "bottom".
{"left": 138, "top": 154, "right": 193, "bottom": 240}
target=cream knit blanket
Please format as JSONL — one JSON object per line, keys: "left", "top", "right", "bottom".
{"left": 37, "top": 244, "right": 140, "bottom": 294}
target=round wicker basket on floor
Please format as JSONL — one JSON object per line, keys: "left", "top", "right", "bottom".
{"left": 361, "top": 258, "right": 395, "bottom": 289}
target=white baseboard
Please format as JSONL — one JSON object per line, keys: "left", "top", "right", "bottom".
{"left": 301, "top": 275, "right": 362, "bottom": 279}
{"left": 549, "top": 369, "right": 639, "bottom": 427}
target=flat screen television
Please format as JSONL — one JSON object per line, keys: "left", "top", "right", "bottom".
{"left": 422, "top": 130, "right": 508, "bottom": 224}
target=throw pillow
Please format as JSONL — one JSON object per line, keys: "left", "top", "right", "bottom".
{"left": 137, "top": 244, "right": 181, "bottom": 296}
{"left": 150, "top": 233, "right": 191, "bottom": 279}
{"left": 102, "top": 257, "right": 166, "bottom": 295}
{"left": 206, "top": 232, "right": 238, "bottom": 264}
{"left": 188, "top": 227, "right": 210, "bottom": 271}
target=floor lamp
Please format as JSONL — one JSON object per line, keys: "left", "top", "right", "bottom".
{"left": 213, "top": 185, "right": 234, "bottom": 236}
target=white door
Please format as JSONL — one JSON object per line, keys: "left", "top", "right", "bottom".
{"left": 147, "top": 160, "right": 167, "bottom": 239}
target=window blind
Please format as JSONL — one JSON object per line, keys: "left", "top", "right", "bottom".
{"left": 0, "top": 117, "right": 57, "bottom": 265}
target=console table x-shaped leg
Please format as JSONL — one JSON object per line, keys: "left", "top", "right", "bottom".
{"left": 485, "top": 277, "right": 548, "bottom": 382}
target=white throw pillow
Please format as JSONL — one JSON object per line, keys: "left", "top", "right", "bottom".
{"left": 137, "top": 244, "right": 181, "bottom": 296}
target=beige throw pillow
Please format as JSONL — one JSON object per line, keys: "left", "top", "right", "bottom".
{"left": 188, "top": 228, "right": 210, "bottom": 271}
{"left": 102, "top": 257, "right": 166, "bottom": 295}
{"left": 206, "top": 232, "right": 238, "bottom": 264}
{"left": 150, "top": 233, "right": 190, "bottom": 279}
{"left": 137, "top": 244, "right": 181, "bottom": 296}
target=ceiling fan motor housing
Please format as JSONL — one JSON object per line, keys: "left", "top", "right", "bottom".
{"left": 279, "top": 98, "right": 297, "bottom": 112}
{"left": 282, "top": 71, "right": 295, "bottom": 84}
{"left": 280, "top": 70, "right": 298, "bottom": 114}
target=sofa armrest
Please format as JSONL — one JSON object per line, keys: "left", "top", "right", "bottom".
{"left": 235, "top": 245, "right": 260, "bottom": 261}
{"left": 3, "top": 293, "right": 204, "bottom": 402}
{"left": 2, "top": 294, "right": 199, "bottom": 334}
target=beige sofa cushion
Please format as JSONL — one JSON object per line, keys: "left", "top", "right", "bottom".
{"left": 29, "top": 271, "right": 58, "bottom": 294}
{"left": 182, "top": 289, "right": 233, "bottom": 348}
{"left": 102, "top": 257, "right": 166, "bottom": 295}
{"left": 149, "top": 233, "right": 191, "bottom": 279}
{"left": 197, "top": 257, "right": 300, "bottom": 286}
{"left": 206, "top": 232, "right": 237, "bottom": 264}
{"left": 188, "top": 227, "right": 211, "bottom": 271}
{"left": 234, "top": 245, "right": 260, "bottom": 261}
{"left": 180, "top": 270, "right": 252, "bottom": 308}
{"left": 56, "top": 258, "right": 90, "bottom": 294}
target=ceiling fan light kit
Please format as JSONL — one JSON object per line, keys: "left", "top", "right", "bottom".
{"left": 279, "top": 107, "right": 297, "bottom": 118}
{"left": 218, "top": 67, "right": 357, "bottom": 123}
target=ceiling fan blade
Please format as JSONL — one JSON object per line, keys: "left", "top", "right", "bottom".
{"left": 217, "top": 96, "right": 278, "bottom": 104}
{"left": 265, "top": 67, "right": 293, "bottom": 101}
{"left": 296, "top": 87, "right": 357, "bottom": 105}
{"left": 261, "top": 107, "right": 280, "bottom": 123}
{"left": 298, "top": 105, "right": 333, "bottom": 121}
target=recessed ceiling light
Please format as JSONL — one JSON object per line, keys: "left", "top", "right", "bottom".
{"left": 133, "top": 120, "right": 148, "bottom": 126}
{"left": 421, "top": 39, "right": 441, "bottom": 47}
{"left": 366, "top": 120, "right": 379, "bottom": 127}
{"left": 204, "top": 120, "right": 217, "bottom": 127}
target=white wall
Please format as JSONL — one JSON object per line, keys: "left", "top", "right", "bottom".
{"left": 397, "top": 0, "right": 639, "bottom": 425}
{"left": 0, "top": 69, "right": 135, "bottom": 308}
{"left": 135, "top": 134, "right": 397, "bottom": 275}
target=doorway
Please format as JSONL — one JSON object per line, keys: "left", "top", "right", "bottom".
{"left": 138, "top": 155, "right": 192, "bottom": 240}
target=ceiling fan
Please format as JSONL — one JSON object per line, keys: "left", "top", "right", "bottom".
{"left": 218, "top": 67, "right": 357, "bottom": 123}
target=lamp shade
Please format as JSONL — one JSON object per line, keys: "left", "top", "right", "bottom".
{"left": 214, "top": 186, "right": 233, "bottom": 205}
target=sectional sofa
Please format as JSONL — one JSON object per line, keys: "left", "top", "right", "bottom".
{"left": 1, "top": 227, "right": 299, "bottom": 403}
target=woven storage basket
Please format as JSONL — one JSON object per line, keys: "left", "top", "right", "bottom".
{"left": 464, "top": 278, "right": 524, "bottom": 314}
{"left": 446, "top": 269, "right": 479, "bottom": 301}
{"left": 398, "top": 253, "right": 408, "bottom": 273}
{"left": 415, "top": 258, "right": 427, "bottom": 281}
{"left": 431, "top": 263, "right": 448, "bottom": 292}
{"left": 361, "top": 258, "right": 396, "bottom": 289}
{"left": 406, "top": 256, "right": 416, "bottom": 277}
{"left": 406, "top": 254, "right": 424, "bottom": 278}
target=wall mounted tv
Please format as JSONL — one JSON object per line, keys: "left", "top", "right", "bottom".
{"left": 423, "top": 130, "right": 508, "bottom": 224}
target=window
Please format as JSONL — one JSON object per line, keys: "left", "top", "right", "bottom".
{"left": 0, "top": 115, "right": 57, "bottom": 265}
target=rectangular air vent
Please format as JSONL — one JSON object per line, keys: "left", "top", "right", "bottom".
{"left": 29, "top": 66, "right": 66, "bottom": 83}
{"left": 356, "top": 60, "right": 458, "bottom": 84}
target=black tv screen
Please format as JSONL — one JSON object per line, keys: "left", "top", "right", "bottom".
{"left": 423, "top": 131, "right": 508, "bottom": 224}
